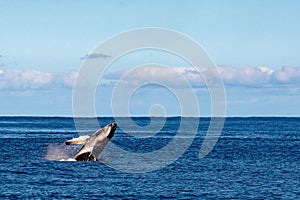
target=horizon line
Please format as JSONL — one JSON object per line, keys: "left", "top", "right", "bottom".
{"left": 0, "top": 115, "right": 299, "bottom": 118}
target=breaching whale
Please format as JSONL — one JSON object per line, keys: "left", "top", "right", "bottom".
{"left": 65, "top": 122, "right": 117, "bottom": 161}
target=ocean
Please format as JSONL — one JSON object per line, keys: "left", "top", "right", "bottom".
{"left": 0, "top": 117, "right": 299, "bottom": 199}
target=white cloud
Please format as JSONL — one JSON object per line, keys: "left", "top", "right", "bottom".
{"left": 270, "top": 66, "right": 300, "bottom": 84}
{"left": 1, "top": 66, "right": 299, "bottom": 91}
{"left": 104, "top": 66, "right": 213, "bottom": 88}
{"left": 218, "top": 66, "right": 272, "bottom": 86}
{"left": 59, "top": 70, "right": 78, "bottom": 88}
{"left": 0, "top": 69, "right": 78, "bottom": 90}
{"left": 117, "top": 67, "right": 196, "bottom": 88}
{"left": 0, "top": 69, "right": 54, "bottom": 90}
{"left": 105, "top": 66, "right": 300, "bottom": 88}
{"left": 219, "top": 66, "right": 300, "bottom": 86}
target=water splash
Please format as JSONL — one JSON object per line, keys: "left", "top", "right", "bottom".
{"left": 45, "top": 143, "right": 76, "bottom": 161}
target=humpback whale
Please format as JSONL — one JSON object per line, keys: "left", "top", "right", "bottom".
{"left": 65, "top": 122, "right": 117, "bottom": 161}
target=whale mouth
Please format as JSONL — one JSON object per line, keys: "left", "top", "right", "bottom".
{"left": 110, "top": 122, "right": 117, "bottom": 130}
{"left": 108, "top": 122, "right": 117, "bottom": 139}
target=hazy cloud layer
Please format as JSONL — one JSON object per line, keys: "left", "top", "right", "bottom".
{"left": 0, "top": 66, "right": 299, "bottom": 91}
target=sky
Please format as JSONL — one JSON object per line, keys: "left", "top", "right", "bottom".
{"left": 0, "top": 0, "right": 300, "bottom": 116}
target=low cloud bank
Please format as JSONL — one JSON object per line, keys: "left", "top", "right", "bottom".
{"left": 0, "top": 66, "right": 299, "bottom": 90}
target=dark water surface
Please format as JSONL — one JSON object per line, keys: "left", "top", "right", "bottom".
{"left": 0, "top": 117, "right": 299, "bottom": 199}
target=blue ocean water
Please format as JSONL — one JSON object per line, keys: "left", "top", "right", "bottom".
{"left": 0, "top": 117, "right": 299, "bottom": 199}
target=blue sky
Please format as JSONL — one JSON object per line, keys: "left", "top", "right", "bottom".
{"left": 1, "top": 0, "right": 300, "bottom": 116}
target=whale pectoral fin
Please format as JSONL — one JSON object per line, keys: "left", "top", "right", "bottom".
{"left": 65, "top": 135, "right": 90, "bottom": 145}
